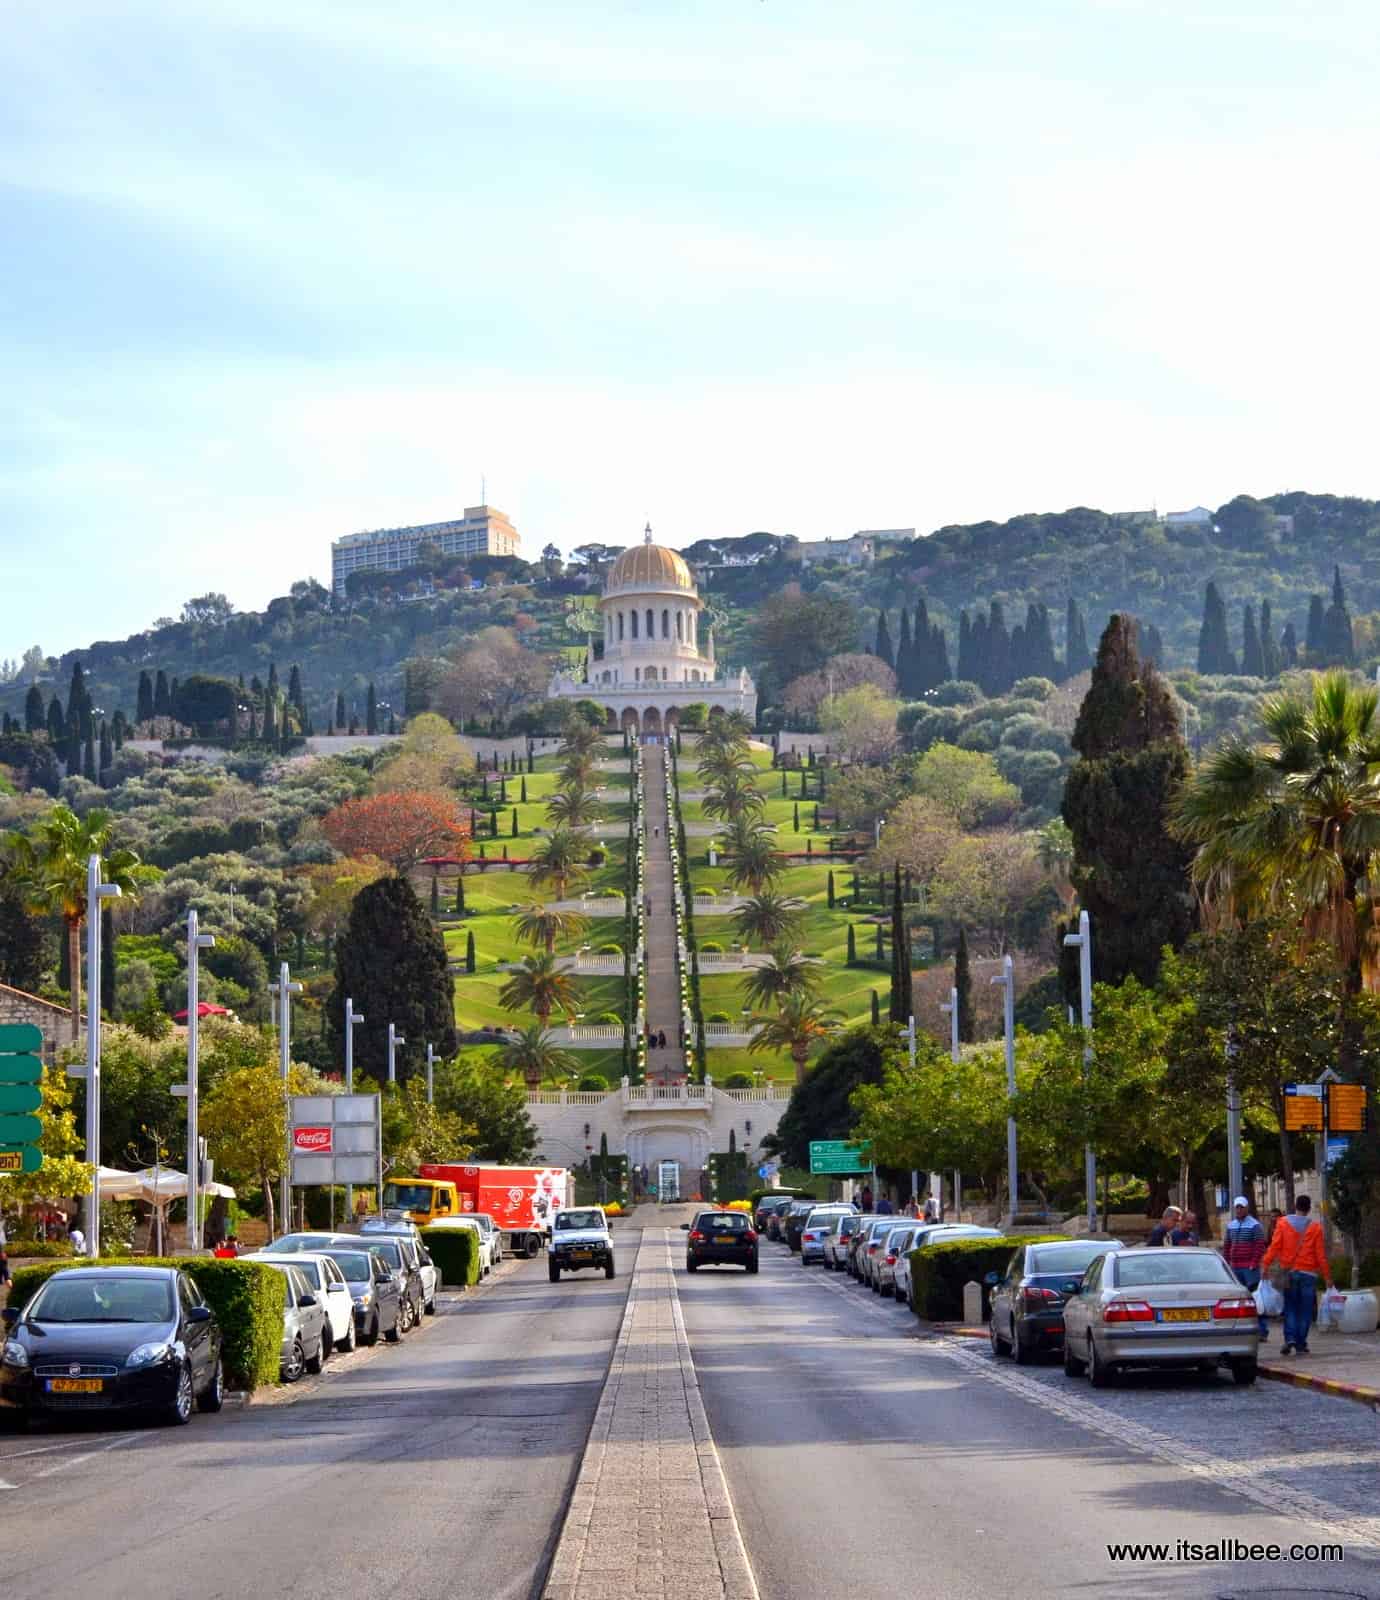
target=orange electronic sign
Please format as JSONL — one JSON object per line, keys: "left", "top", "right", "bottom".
{"left": 1328, "top": 1083, "right": 1368, "bottom": 1133}
{"left": 1283, "top": 1085, "right": 1324, "bottom": 1130}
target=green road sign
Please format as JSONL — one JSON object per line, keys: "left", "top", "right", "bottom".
{"left": 0, "top": 1114, "right": 42, "bottom": 1145}
{"left": 809, "top": 1139, "right": 872, "bottom": 1175}
{"left": 0, "top": 1024, "right": 42, "bottom": 1053}
{"left": 0, "top": 1147, "right": 42, "bottom": 1175}
{"left": 0, "top": 1054, "right": 42, "bottom": 1085}
{"left": 0, "top": 1084, "right": 41, "bottom": 1115}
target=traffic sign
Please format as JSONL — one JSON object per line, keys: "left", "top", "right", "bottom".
{"left": 0, "top": 1052, "right": 41, "bottom": 1085}
{"left": 1326, "top": 1136, "right": 1351, "bottom": 1169}
{"left": 809, "top": 1139, "right": 871, "bottom": 1174}
{"left": 0, "top": 1024, "right": 41, "bottom": 1053}
{"left": 0, "top": 1115, "right": 41, "bottom": 1145}
{"left": 0, "top": 1148, "right": 42, "bottom": 1174}
{"left": 0, "top": 1027, "right": 45, "bottom": 1177}
{"left": 0, "top": 1084, "right": 41, "bottom": 1115}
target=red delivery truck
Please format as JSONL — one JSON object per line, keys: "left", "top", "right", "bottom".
{"left": 418, "top": 1163, "right": 570, "bottom": 1257}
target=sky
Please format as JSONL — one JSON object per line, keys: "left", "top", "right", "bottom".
{"left": 5, "top": 0, "right": 1380, "bottom": 657}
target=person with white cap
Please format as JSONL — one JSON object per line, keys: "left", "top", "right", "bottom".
{"left": 1221, "top": 1195, "right": 1268, "bottom": 1339}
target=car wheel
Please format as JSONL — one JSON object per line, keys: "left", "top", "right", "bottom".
{"left": 384, "top": 1311, "right": 402, "bottom": 1343}
{"left": 1013, "top": 1325, "right": 1035, "bottom": 1365}
{"left": 305, "top": 1333, "right": 327, "bottom": 1375}
{"left": 425, "top": 1294, "right": 437, "bottom": 1316}
{"left": 1063, "top": 1339, "right": 1086, "bottom": 1377}
{"left": 907, "top": 1286, "right": 917, "bottom": 1315}
{"left": 686, "top": 1258, "right": 697, "bottom": 1273}
{"left": 197, "top": 1356, "right": 224, "bottom": 1414}
{"left": 525, "top": 1236, "right": 541, "bottom": 1260}
{"left": 549, "top": 1260, "right": 561, "bottom": 1283}
{"left": 164, "top": 1361, "right": 195, "bottom": 1425}
{"left": 284, "top": 1339, "right": 305, "bottom": 1382}
{"left": 605, "top": 1257, "right": 616, "bottom": 1280}
{"left": 363, "top": 1313, "right": 380, "bottom": 1347}
{"left": 1087, "top": 1337, "right": 1115, "bottom": 1389}
{"left": 990, "top": 1318, "right": 1010, "bottom": 1358}
{"left": 1231, "top": 1358, "right": 1258, "bottom": 1386}
{"left": 338, "top": 1317, "right": 357, "bottom": 1354}
{"left": 747, "top": 1256, "right": 758, "bottom": 1274}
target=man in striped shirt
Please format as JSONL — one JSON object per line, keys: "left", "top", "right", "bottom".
{"left": 1222, "top": 1197, "right": 1268, "bottom": 1339}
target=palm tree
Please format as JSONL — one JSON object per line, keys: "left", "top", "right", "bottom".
{"left": 740, "top": 943, "right": 822, "bottom": 1010}
{"left": 697, "top": 747, "right": 755, "bottom": 788}
{"left": 702, "top": 775, "right": 766, "bottom": 823}
{"left": 1172, "top": 671, "right": 1380, "bottom": 1007}
{"left": 545, "top": 785, "right": 602, "bottom": 828}
{"left": 723, "top": 828, "right": 786, "bottom": 894}
{"left": 557, "top": 752, "right": 599, "bottom": 791}
{"left": 746, "top": 992, "right": 842, "bottom": 1084}
{"left": 1035, "top": 817, "right": 1076, "bottom": 908}
{"left": 558, "top": 718, "right": 606, "bottom": 759}
{"left": 4, "top": 805, "right": 140, "bottom": 1038}
{"left": 512, "top": 902, "right": 591, "bottom": 956}
{"left": 528, "top": 827, "right": 593, "bottom": 900}
{"left": 732, "top": 891, "right": 807, "bottom": 947}
{"left": 498, "top": 1022, "right": 581, "bottom": 1088}
{"left": 498, "top": 954, "right": 579, "bottom": 1027}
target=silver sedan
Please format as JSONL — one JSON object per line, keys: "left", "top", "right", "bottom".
{"left": 1060, "top": 1246, "right": 1261, "bottom": 1387}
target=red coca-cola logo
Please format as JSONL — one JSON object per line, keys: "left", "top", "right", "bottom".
{"left": 293, "top": 1126, "right": 332, "bottom": 1153}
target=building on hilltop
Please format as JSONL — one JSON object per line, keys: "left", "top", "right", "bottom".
{"left": 548, "top": 524, "right": 756, "bottom": 734}
{"left": 330, "top": 505, "right": 519, "bottom": 593}
{"left": 787, "top": 527, "right": 915, "bottom": 568}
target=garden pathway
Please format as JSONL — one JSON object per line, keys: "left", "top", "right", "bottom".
{"left": 643, "top": 744, "right": 687, "bottom": 1086}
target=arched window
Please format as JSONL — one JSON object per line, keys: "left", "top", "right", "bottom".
{"left": 675, "top": 611, "right": 683, "bottom": 642}
{"left": 631, "top": 610, "right": 639, "bottom": 639}
{"left": 618, "top": 611, "right": 625, "bottom": 641}
{"left": 661, "top": 609, "right": 669, "bottom": 638}
{"left": 646, "top": 608, "right": 654, "bottom": 639}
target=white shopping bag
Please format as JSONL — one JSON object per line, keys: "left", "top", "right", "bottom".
{"left": 1318, "top": 1287, "right": 1347, "bottom": 1330}
{"left": 1254, "top": 1279, "right": 1283, "bottom": 1317}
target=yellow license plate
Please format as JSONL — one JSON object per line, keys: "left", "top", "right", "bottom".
{"left": 572, "top": 1251, "right": 592, "bottom": 1261}
{"left": 715, "top": 1235, "right": 735, "bottom": 1244}
{"left": 1160, "top": 1307, "right": 1210, "bottom": 1323}
{"left": 47, "top": 1378, "right": 103, "bottom": 1393}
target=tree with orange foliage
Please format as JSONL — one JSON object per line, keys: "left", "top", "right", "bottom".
{"left": 320, "top": 792, "right": 470, "bottom": 873}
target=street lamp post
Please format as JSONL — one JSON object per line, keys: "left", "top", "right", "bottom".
{"left": 269, "top": 962, "right": 303, "bottom": 1239}
{"left": 183, "top": 909, "right": 215, "bottom": 1252}
{"left": 426, "top": 1042, "right": 436, "bottom": 1105}
{"left": 387, "top": 1023, "right": 406, "bottom": 1085}
{"left": 938, "top": 987, "right": 959, "bottom": 1063}
{"left": 81, "top": 855, "right": 123, "bottom": 1258}
{"left": 991, "top": 954, "right": 1018, "bottom": 1229}
{"left": 1063, "top": 910, "right": 1096, "bottom": 1234}
{"left": 1225, "top": 1028, "right": 1243, "bottom": 1205}
{"left": 897, "top": 1012, "right": 918, "bottom": 1206}
{"left": 344, "top": 998, "right": 364, "bottom": 1216}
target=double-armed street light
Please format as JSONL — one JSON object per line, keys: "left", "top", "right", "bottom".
{"left": 269, "top": 962, "right": 303, "bottom": 1241}
{"left": 990, "top": 955, "right": 1018, "bottom": 1230}
{"left": 80, "top": 855, "right": 124, "bottom": 1257}
{"left": 1063, "top": 910, "right": 1096, "bottom": 1234}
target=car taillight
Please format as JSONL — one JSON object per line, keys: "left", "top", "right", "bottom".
{"left": 1022, "top": 1286, "right": 1060, "bottom": 1311}
{"left": 745, "top": 1230, "right": 757, "bottom": 1243}
{"left": 689, "top": 1231, "right": 704, "bottom": 1242}
{"left": 804, "top": 1232, "right": 818, "bottom": 1242}
{"left": 1103, "top": 1300, "right": 1155, "bottom": 1323}
{"left": 885, "top": 1254, "right": 897, "bottom": 1265}
{"left": 1213, "top": 1298, "right": 1258, "bottom": 1319}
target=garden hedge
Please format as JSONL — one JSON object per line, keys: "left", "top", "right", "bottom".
{"left": 7, "top": 1257, "right": 285, "bottom": 1390}
{"left": 906, "top": 1235, "right": 1066, "bottom": 1322}
{"left": 420, "top": 1226, "right": 481, "bottom": 1287}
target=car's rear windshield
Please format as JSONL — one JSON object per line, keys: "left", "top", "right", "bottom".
{"left": 704, "top": 1214, "right": 749, "bottom": 1231}
{"left": 556, "top": 1210, "right": 604, "bottom": 1231}
{"left": 271, "top": 1235, "right": 337, "bottom": 1252}
{"left": 368, "top": 1241, "right": 404, "bottom": 1267}
{"left": 1115, "top": 1254, "right": 1234, "bottom": 1288}
{"left": 868, "top": 1219, "right": 896, "bottom": 1237}
{"left": 323, "top": 1251, "right": 373, "bottom": 1282}
{"left": 30, "top": 1276, "right": 174, "bottom": 1324}
{"left": 1028, "top": 1244, "right": 1117, "bottom": 1276}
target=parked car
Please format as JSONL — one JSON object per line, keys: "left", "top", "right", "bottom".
{"left": 988, "top": 1239, "right": 1124, "bottom": 1364}
{"left": 549, "top": 1207, "right": 615, "bottom": 1280}
{"left": 875, "top": 1224, "right": 924, "bottom": 1298}
{"left": 269, "top": 1232, "right": 348, "bottom": 1254}
{"left": 246, "top": 1251, "right": 357, "bottom": 1353}
{"left": 257, "top": 1260, "right": 331, "bottom": 1382}
{"left": 469, "top": 1213, "right": 504, "bottom": 1265}
{"left": 844, "top": 1216, "right": 883, "bottom": 1278}
{"left": 856, "top": 1217, "right": 904, "bottom": 1288}
{"left": 894, "top": 1225, "right": 1003, "bottom": 1310}
{"left": 1060, "top": 1246, "right": 1261, "bottom": 1387}
{"left": 362, "top": 1237, "right": 426, "bottom": 1330}
{"left": 755, "top": 1196, "right": 795, "bottom": 1237}
{"left": 319, "top": 1248, "right": 403, "bottom": 1345}
{"left": 800, "top": 1206, "right": 856, "bottom": 1266}
{"left": 783, "top": 1200, "right": 822, "bottom": 1253}
{"left": 0, "top": 1266, "right": 223, "bottom": 1425}
{"left": 824, "top": 1212, "right": 866, "bottom": 1271}
{"left": 682, "top": 1210, "right": 759, "bottom": 1273}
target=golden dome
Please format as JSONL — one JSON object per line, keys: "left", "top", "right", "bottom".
{"left": 605, "top": 539, "right": 695, "bottom": 595}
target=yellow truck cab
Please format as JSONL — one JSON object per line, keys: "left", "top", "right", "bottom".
{"left": 379, "top": 1177, "right": 460, "bottom": 1228}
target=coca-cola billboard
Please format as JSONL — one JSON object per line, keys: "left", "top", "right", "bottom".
{"left": 289, "top": 1093, "right": 380, "bottom": 1188}
{"left": 293, "top": 1126, "right": 332, "bottom": 1153}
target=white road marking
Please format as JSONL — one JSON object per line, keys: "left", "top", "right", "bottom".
{"left": 27, "top": 1431, "right": 148, "bottom": 1482}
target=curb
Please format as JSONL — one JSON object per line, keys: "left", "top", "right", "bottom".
{"left": 1257, "top": 1361, "right": 1380, "bottom": 1410}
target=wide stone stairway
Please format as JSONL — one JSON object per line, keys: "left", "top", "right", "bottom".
{"left": 642, "top": 744, "right": 687, "bottom": 1086}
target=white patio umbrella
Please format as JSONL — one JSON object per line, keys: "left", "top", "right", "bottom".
{"left": 96, "top": 1167, "right": 144, "bottom": 1200}
{"left": 130, "top": 1168, "right": 236, "bottom": 1254}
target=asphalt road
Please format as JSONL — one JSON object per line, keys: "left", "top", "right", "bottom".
{"left": 677, "top": 1235, "right": 1380, "bottom": 1599}
{"left": 0, "top": 1250, "right": 630, "bottom": 1600}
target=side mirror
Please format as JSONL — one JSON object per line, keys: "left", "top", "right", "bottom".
{"left": 299, "top": 1294, "right": 318, "bottom": 1309}
{"left": 983, "top": 1270, "right": 1000, "bottom": 1287}
{"left": 679, "top": 1222, "right": 690, "bottom": 1231}
{"left": 186, "top": 1305, "right": 213, "bottom": 1325}
{"left": 1, "top": 1306, "right": 18, "bottom": 1326}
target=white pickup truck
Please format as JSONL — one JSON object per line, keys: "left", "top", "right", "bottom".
{"left": 548, "top": 1206, "right": 616, "bottom": 1282}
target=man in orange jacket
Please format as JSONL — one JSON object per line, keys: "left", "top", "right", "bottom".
{"left": 1261, "top": 1193, "right": 1331, "bottom": 1356}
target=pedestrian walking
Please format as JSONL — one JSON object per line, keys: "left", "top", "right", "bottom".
{"left": 876, "top": 1194, "right": 894, "bottom": 1216}
{"left": 1222, "top": 1196, "right": 1269, "bottom": 1339}
{"left": 1147, "top": 1206, "right": 1182, "bottom": 1246}
{"left": 644, "top": 895, "right": 652, "bottom": 918}
{"left": 69, "top": 1221, "right": 86, "bottom": 1254}
{"left": 1170, "top": 1211, "right": 1199, "bottom": 1246}
{"left": 1261, "top": 1193, "right": 1332, "bottom": 1356}
{"left": 657, "top": 1029, "right": 666, "bottom": 1049}
{"left": 860, "top": 1184, "right": 874, "bottom": 1212}
{"left": 0, "top": 1248, "right": 9, "bottom": 1287}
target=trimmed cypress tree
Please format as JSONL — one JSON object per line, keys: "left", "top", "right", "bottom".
{"left": 1322, "top": 564, "right": 1355, "bottom": 665}
{"left": 874, "top": 610, "right": 895, "bottom": 668}
{"left": 793, "top": 801, "right": 800, "bottom": 833}
{"left": 153, "top": 670, "right": 171, "bottom": 717}
{"left": 511, "top": 808, "right": 519, "bottom": 837}
{"left": 335, "top": 690, "right": 347, "bottom": 728}
{"left": 24, "top": 684, "right": 44, "bottom": 734}
{"left": 520, "top": 777, "right": 528, "bottom": 803}
{"left": 366, "top": 682, "right": 378, "bottom": 735}
{"left": 954, "top": 926, "right": 975, "bottom": 1044}
{"left": 1280, "top": 621, "right": 1299, "bottom": 669}
{"left": 846, "top": 924, "right": 856, "bottom": 964}
{"left": 454, "top": 873, "right": 465, "bottom": 914}
{"left": 136, "top": 671, "right": 154, "bottom": 725}
{"left": 1061, "top": 614, "right": 1195, "bottom": 987}
{"left": 69, "top": 662, "right": 92, "bottom": 740}
{"left": 1305, "top": 594, "right": 1326, "bottom": 659}
{"left": 870, "top": 989, "right": 880, "bottom": 1026}
{"left": 827, "top": 870, "right": 835, "bottom": 909}
{"left": 1196, "top": 582, "right": 1235, "bottom": 674}
{"left": 956, "top": 611, "right": 975, "bottom": 683}
{"left": 895, "top": 607, "right": 914, "bottom": 694}
{"left": 465, "top": 930, "right": 476, "bottom": 974}
{"left": 327, "top": 876, "right": 457, "bottom": 1078}
{"left": 98, "top": 721, "right": 113, "bottom": 783}
{"left": 874, "top": 923, "right": 884, "bottom": 962}
{"left": 82, "top": 731, "right": 96, "bottom": 782}
{"left": 1063, "top": 598, "right": 1092, "bottom": 678}
{"left": 288, "top": 664, "right": 305, "bottom": 721}
{"left": 1241, "top": 603, "right": 1264, "bottom": 677}
{"left": 1259, "top": 599, "right": 1280, "bottom": 678}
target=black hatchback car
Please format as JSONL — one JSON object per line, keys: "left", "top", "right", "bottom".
{"left": 988, "top": 1238, "right": 1123, "bottom": 1363}
{"left": 682, "top": 1211, "right": 759, "bottom": 1273}
{"left": 0, "top": 1266, "right": 224, "bottom": 1425}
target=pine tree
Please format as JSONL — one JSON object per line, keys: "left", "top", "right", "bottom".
{"left": 153, "top": 670, "right": 171, "bottom": 718}
{"left": 954, "top": 926, "right": 975, "bottom": 1044}
{"left": 1062, "top": 614, "right": 1195, "bottom": 987}
{"left": 335, "top": 690, "right": 347, "bottom": 728}
{"left": 874, "top": 611, "right": 895, "bottom": 668}
{"left": 1258, "top": 600, "right": 1280, "bottom": 678}
{"left": 1322, "top": 564, "right": 1355, "bottom": 665}
{"left": 895, "top": 608, "right": 914, "bottom": 695}
{"left": 1196, "top": 582, "right": 1235, "bottom": 674}
{"left": 956, "top": 611, "right": 975, "bottom": 684}
{"left": 454, "top": 873, "right": 465, "bottom": 914}
{"left": 98, "top": 721, "right": 113, "bottom": 783}
{"left": 24, "top": 684, "right": 44, "bottom": 734}
{"left": 465, "top": 930, "right": 476, "bottom": 974}
{"left": 1241, "top": 603, "right": 1264, "bottom": 677}
{"left": 1305, "top": 594, "right": 1326, "bottom": 659}
{"left": 136, "top": 671, "right": 154, "bottom": 725}
{"left": 1063, "top": 598, "right": 1092, "bottom": 678}
{"left": 1280, "top": 621, "right": 1299, "bottom": 669}
{"left": 366, "top": 682, "right": 378, "bottom": 735}
{"left": 82, "top": 732, "right": 96, "bottom": 782}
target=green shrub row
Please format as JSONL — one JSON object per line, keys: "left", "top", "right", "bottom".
{"left": 420, "top": 1226, "right": 481, "bottom": 1287}
{"left": 5, "top": 1240, "right": 78, "bottom": 1260}
{"left": 907, "top": 1235, "right": 1065, "bottom": 1322}
{"left": 7, "top": 1257, "right": 285, "bottom": 1390}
